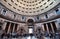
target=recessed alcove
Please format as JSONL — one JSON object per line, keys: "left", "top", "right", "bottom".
{"left": 27, "top": 19, "right": 34, "bottom": 23}
{"left": 27, "top": 19, "right": 34, "bottom": 26}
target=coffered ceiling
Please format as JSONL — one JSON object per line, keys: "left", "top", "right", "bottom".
{"left": 0, "top": 0, "right": 60, "bottom": 15}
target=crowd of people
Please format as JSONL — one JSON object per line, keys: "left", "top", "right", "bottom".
{"left": 0, "top": 27, "right": 60, "bottom": 39}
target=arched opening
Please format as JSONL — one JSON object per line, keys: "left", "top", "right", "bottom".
{"left": 27, "top": 19, "right": 34, "bottom": 23}
{"left": 27, "top": 19, "right": 34, "bottom": 26}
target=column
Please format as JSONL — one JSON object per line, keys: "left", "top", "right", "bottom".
{"left": 51, "top": 22, "right": 57, "bottom": 32}
{"left": 2, "top": 22, "right": 7, "bottom": 30}
{"left": 10, "top": 23, "right": 14, "bottom": 33}
{"left": 17, "top": 25, "right": 19, "bottom": 31}
{"left": 5, "top": 22, "right": 10, "bottom": 33}
{"left": 44, "top": 24, "right": 47, "bottom": 31}
{"left": 42, "top": 24, "right": 45, "bottom": 31}
{"left": 50, "top": 23, "right": 55, "bottom": 33}
{"left": 46, "top": 24, "right": 50, "bottom": 39}
{"left": 13, "top": 24, "right": 15, "bottom": 32}
{"left": 41, "top": 24, "right": 45, "bottom": 39}
{"left": 46, "top": 24, "right": 49, "bottom": 33}
{"left": 7, "top": 22, "right": 11, "bottom": 33}
{"left": 14, "top": 24, "right": 18, "bottom": 32}
{"left": 55, "top": 22, "right": 58, "bottom": 30}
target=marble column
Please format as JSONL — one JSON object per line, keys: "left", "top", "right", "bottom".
{"left": 50, "top": 23, "right": 55, "bottom": 33}
{"left": 13, "top": 24, "right": 15, "bottom": 32}
{"left": 7, "top": 22, "right": 11, "bottom": 33}
{"left": 3, "top": 22, "right": 7, "bottom": 30}
{"left": 46, "top": 24, "right": 49, "bottom": 33}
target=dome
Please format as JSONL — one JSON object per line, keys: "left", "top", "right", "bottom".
{"left": 0, "top": 0, "right": 60, "bottom": 15}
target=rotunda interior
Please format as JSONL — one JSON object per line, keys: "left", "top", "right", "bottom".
{"left": 0, "top": 0, "right": 60, "bottom": 39}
